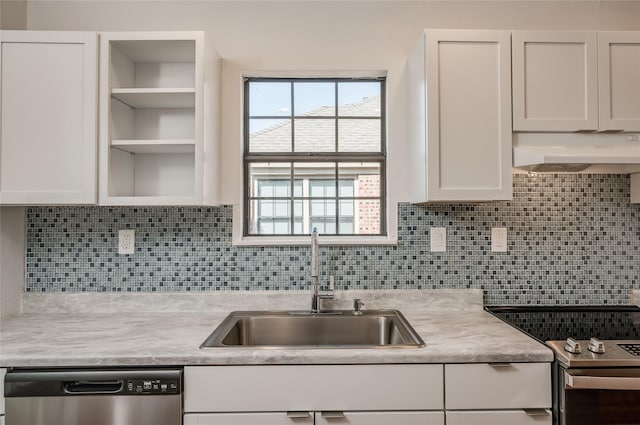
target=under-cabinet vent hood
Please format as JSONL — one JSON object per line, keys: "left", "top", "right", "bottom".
{"left": 513, "top": 133, "right": 640, "bottom": 173}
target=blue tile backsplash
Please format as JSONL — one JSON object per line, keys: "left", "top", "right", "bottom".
{"left": 26, "top": 174, "right": 640, "bottom": 305}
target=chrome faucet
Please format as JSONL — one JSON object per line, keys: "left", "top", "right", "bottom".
{"left": 310, "top": 227, "right": 333, "bottom": 313}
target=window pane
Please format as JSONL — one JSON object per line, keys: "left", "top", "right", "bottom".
{"left": 339, "top": 162, "right": 381, "bottom": 197}
{"left": 245, "top": 78, "right": 386, "bottom": 237}
{"left": 310, "top": 200, "right": 323, "bottom": 216}
{"left": 339, "top": 179, "right": 354, "bottom": 197}
{"left": 294, "top": 119, "right": 335, "bottom": 152}
{"left": 249, "top": 163, "right": 291, "bottom": 198}
{"left": 340, "top": 199, "right": 354, "bottom": 216}
{"left": 259, "top": 200, "right": 273, "bottom": 216}
{"left": 258, "top": 220, "right": 273, "bottom": 234}
{"left": 273, "top": 200, "right": 289, "bottom": 217}
{"left": 249, "top": 81, "right": 291, "bottom": 116}
{"left": 273, "top": 183, "right": 290, "bottom": 197}
{"left": 273, "top": 220, "right": 290, "bottom": 234}
{"left": 357, "top": 199, "right": 381, "bottom": 235}
{"left": 338, "top": 119, "right": 381, "bottom": 152}
{"left": 294, "top": 163, "right": 335, "bottom": 195}
{"left": 293, "top": 180, "right": 303, "bottom": 197}
{"left": 249, "top": 119, "right": 291, "bottom": 153}
{"left": 338, "top": 82, "right": 381, "bottom": 117}
{"left": 339, "top": 218, "right": 355, "bottom": 235}
{"left": 312, "top": 219, "right": 336, "bottom": 235}
{"left": 310, "top": 179, "right": 336, "bottom": 197}
{"left": 294, "top": 82, "right": 335, "bottom": 116}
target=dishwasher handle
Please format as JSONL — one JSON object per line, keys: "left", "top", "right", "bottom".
{"left": 64, "top": 380, "right": 124, "bottom": 394}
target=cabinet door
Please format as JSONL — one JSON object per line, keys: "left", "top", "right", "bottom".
{"left": 598, "top": 32, "right": 640, "bottom": 131}
{"left": 1, "top": 368, "right": 5, "bottom": 415}
{"left": 445, "top": 363, "right": 551, "bottom": 410}
{"left": 446, "top": 410, "right": 551, "bottom": 425}
{"left": 316, "top": 411, "right": 444, "bottom": 425}
{"left": 512, "top": 31, "right": 598, "bottom": 132}
{"left": 184, "top": 365, "right": 443, "bottom": 413}
{"left": 184, "top": 412, "right": 313, "bottom": 425}
{"left": 632, "top": 173, "right": 640, "bottom": 204}
{"left": 0, "top": 31, "right": 97, "bottom": 204}
{"left": 423, "top": 30, "right": 512, "bottom": 201}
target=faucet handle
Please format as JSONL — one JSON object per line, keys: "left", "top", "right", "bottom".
{"left": 353, "top": 298, "right": 365, "bottom": 315}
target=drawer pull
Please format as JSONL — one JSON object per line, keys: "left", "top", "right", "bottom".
{"left": 524, "top": 409, "right": 550, "bottom": 417}
{"left": 321, "top": 411, "right": 346, "bottom": 419}
{"left": 287, "top": 411, "right": 311, "bottom": 419}
{"left": 488, "top": 362, "right": 513, "bottom": 368}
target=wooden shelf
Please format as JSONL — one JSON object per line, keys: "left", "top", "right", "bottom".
{"left": 111, "top": 139, "right": 196, "bottom": 154}
{"left": 111, "top": 88, "right": 195, "bottom": 108}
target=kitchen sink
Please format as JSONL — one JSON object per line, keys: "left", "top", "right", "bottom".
{"left": 200, "top": 310, "right": 425, "bottom": 348}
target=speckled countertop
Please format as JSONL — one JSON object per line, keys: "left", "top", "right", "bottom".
{"left": 0, "top": 290, "right": 553, "bottom": 367}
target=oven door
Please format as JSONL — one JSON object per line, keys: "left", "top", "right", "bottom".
{"left": 560, "top": 368, "right": 640, "bottom": 425}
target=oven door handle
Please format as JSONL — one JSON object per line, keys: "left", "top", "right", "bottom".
{"left": 565, "top": 371, "right": 640, "bottom": 390}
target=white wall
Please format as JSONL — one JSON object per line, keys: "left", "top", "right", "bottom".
{"left": 22, "top": 0, "right": 640, "bottom": 239}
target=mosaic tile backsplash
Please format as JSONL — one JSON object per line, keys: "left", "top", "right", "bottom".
{"left": 26, "top": 174, "right": 639, "bottom": 305}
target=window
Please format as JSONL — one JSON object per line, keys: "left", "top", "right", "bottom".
{"left": 244, "top": 77, "right": 386, "bottom": 237}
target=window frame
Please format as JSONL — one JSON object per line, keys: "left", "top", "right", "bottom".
{"left": 243, "top": 77, "right": 387, "bottom": 238}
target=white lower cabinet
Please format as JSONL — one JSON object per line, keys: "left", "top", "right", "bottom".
{"left": 184, "top": 411, "right": 444, "bottom": 425}
{"left": 184, "top": 365, "right": 444, "bottom": 425}
{"left": 184, "top": 412, "right": 313, "bottom": 425}
{"left": 316, "top": 411, "right": 444, "bottom": 424}
{"left": 446, "top": 410, "right": 552, "bottom": 425}
{"left": 1, "top": 368, "right": 5, "bottom": 416}
{"left": 445, "top": 363, "right": 552, "bottom": 425}
{"left": 183, "top": 363, "right": 550, "bottom": 425}
{"left": 445, "top": 363, "right": 551, "bottom": 409}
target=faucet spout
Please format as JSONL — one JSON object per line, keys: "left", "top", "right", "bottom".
{"left": 310, "top": 228, "right": 333, "bottom": 313}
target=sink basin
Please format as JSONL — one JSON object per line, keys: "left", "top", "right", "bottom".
{"left": 200, "top": 310, "right": 425, "bottom": 348}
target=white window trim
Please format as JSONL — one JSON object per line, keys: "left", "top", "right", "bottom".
{"left": 232, "top": 201, "right": 398, "bottom": 246}
{"left": 233, "top": 69, "right": 396, "bottom": 247}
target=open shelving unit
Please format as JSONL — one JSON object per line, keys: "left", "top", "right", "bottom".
{"left": 99, "top": 32, "right": 204, "bottom": 205}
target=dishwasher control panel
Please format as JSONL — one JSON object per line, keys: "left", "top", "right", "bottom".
{"left": 126, "top": 378, "right": 180, "bottom": 394}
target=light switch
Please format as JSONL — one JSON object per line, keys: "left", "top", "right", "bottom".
{"left": 430, "top": 227, "right": 447, "bottom": 252}
{"left": 491, "top": 227, "right": 508, "bottom": 252}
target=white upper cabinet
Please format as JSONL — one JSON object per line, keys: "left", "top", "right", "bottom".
{"left": 513, "top": 31, "right": 640, "bottom": 133}
{"left": 408, "top": 30, "right": 512, "bottom": 202}
{"left": 0, "top": 31, "right": 97, "bottom": 204}
{"left": 512, "top": 31, "right": 598, "bottom": 132}
{"left": 99, "top": 31, "right": 209, "bottom": 205}
{"left": 598, "top": 32, "right": 640, "bottom": 132}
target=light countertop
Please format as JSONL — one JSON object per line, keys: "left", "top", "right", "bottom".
{"left": 0, "top": 290, "right": 553, "bottom": 367}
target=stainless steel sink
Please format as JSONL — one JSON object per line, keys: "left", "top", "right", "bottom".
{"left": 200, "top": 310, "right": 425, "bottom": 349}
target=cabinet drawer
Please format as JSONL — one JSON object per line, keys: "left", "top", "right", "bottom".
{"left": 184, "top": 365, "right": 443, "bottom": 412}
{"left": 316, "top": 411, "right": 444, "bottom": 425}
{"left": 184, "top": 412, "right": 313, "bottom": 425}
{"left": 445, "top": 363, "right": 551, "bottom": 409}
{"left": 446, "top": 410, "right": 552, "bottom": 425}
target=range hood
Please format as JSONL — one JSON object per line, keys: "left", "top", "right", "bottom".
{"left": 513, "top": 133, "right": 640, "bottom": 173}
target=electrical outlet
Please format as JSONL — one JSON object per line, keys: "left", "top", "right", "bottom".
{"left": 491, "top": 227, "right": 508, "bottom": 252}
{"left": 118, "top": 229, "right": 135, "bottom": 255}
{"left": 430, "top": 227, "right": 447, "bottom": 252}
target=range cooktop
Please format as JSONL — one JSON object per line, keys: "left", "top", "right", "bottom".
{"left": 486, "top": 306, "right": 640, "bottom": 367}
{"left": 486, "top": 305, "right": 640, "bottom": 342}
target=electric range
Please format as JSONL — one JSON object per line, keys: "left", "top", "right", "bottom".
{"left": 486, "top": 305, "right": 640, "bottom": 425}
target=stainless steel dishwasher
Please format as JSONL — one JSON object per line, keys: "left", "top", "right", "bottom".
{"left": 4, "top": 368, "right": 182, "bottom": 425}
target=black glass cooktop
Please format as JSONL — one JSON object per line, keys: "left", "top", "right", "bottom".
{"left": 485, "top": 306, "right": 640, "bottom": 342}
